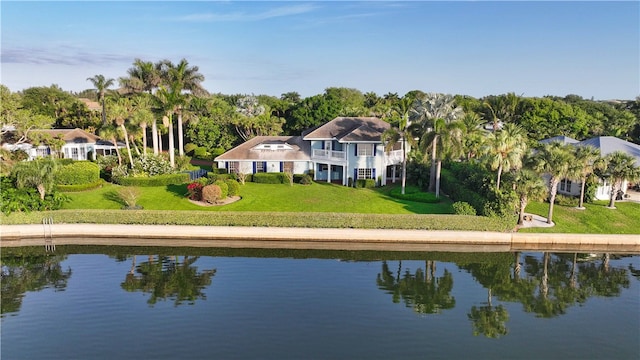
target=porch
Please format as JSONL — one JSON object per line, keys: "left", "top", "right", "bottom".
{"left": 311, "top": 149, "right": 346, "bottom": 162}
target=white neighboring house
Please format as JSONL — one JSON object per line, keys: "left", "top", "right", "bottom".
{"left": 540, "top": 136, "right": 640, "bottom": 200}
{"left": 215, "top": 117, "right": 405, "bottom": 186}
{"left": 2, "top": 128, "right": 123, "bottom": 161}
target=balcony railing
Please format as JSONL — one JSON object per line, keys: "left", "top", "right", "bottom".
{"left": 385, "top": 150, "right": 403, "bottom": 165}
{"left": 312, "top": 148, "right": 346, "bottom": 161}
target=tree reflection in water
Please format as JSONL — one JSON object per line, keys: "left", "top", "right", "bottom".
{"left": 1, "top": 254, "right": 72, "bottom": 316}
{"left": 120, "top": 255, "right": 216, "bottom": 307}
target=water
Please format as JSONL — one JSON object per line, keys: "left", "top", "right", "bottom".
{"left": 2, "top": 246, "right": 639, "bottom": 359}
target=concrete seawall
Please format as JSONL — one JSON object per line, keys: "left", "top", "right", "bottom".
{"left": 2, "top": 224, "right": 639, "bottom": 253}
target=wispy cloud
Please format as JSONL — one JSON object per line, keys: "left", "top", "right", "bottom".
{"left": 175, "top": 4, "right": 317, "bottom": 22}
{"left": 1, "top": 45, "right": 132, "bottom": 66}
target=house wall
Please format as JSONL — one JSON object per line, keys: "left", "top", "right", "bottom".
{"left": 345, "top": 143, "right": 387, "bottom": 182}
{"left": 219, "top": 161, "right": 312, "bottom": 175}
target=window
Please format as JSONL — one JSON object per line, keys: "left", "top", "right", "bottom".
{"left": 357, "top": 144, "right": 374, "bottom": 157}
{"left": 255, "top": 162, "right": 265, "bottom": 173}
{"left": 228, "top": 161, "right": 239, "bottom": 174}
{"left": 357, "top": 168, "right": 373, "bottom": 179}
{"left": 560, "top": 179, "right": 572, "bottom": 192}
{"left": 36, "top": 148, "right": 49, "bottom": 158}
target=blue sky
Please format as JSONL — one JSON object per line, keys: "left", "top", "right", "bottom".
{"left": 1, "top": 1, "right": 638, "bottom": 100}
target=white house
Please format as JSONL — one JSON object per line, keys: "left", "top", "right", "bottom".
{"left": 540, "top": 136, "right": 640, "bottom": 200}
{"left": 2, "top": 128, "right": 123, "bottom": 161}
{"left": 215, "top": 117, "right": 405, "bottom": 186}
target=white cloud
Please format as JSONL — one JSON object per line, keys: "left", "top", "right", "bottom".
{"left": 174, "top": 4, "right": 317, "bottom": 22}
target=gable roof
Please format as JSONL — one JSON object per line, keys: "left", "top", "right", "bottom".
{"left": 303, "top": 117, "right": 389, "bottom": 143}
{"left": 215, "top": 136, "right": 311, "bottom": 162}
{"left": 78, "top": 98, "right": 102, "bottom": 111}
{"left": 540, "top": 135, "right": 579, "bottom": 145}
{"left": 578, "top": 136, "right": 640, "bottom": 166}
{"left": 33, "top": 128, "right": 100, "bottom": 143}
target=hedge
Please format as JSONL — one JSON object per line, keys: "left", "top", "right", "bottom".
{"left": 0, "top": 209, "right": 515, "bottom": 232}
{"left": 114, "top": 173, "right": 190, "bottom": 187}
{"left": 253, "top": 172, "right": 286, "bottom": 184}
{"left": 355, "top": 179, "right": 376, "bottom": 189}
{"left": 55, "top": 161, "right": 100, "bottom": 185}
{"left": 56, "top": 179, "right": 104, "bottom": 192}
{"left": 225, "top": 179, "right": 240, "bottom": 196}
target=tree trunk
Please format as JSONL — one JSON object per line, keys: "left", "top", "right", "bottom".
{"left": 608, "top": 179, "right": 619, "bottom": 208}
{"left": 168, "top": 118, "right": 175, "bottom": 168}
{"left": 112, "top": 137, "right": 122, "bottom": 166}
{"left": 37, "top": 184, "right": 46, "bottom": 200}
{"left": 435, "top": 160, "right": 442, "bottom": 198}
{"left": 152, "top": 121, "right": 159, "bottom": 155}
{"left": 101, "top": 93, "right": 107, "bottom": 125}
{"left": 496, "top": 163, "right": 503, "bottom": 190}
{"left": 177, "top": 111, "right": 184, "bottom": 157}
{"left": 142, "top": 126, "right": 147, "bottom": 156}
{"left": 578, "top": 176, "right": 586, "bottom": 208}
{"left": 401, "top": 139, "right": 407, "bottom": 195}
{"left": 518, "top": 196, "right": 527, "bottom": 225}
{"left": 547, "top": 178, "right": 558, "bottom": 224}
{"left": 120, "top": 124, "right": 134, "bottom": 166}
{"left": 428, "top": 135, "right": 438, "bottom": 193}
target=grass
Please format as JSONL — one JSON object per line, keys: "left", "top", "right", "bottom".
{"left": 522, "top": 200, "right": 640, "bottom": 234}
{"left": 61, "top": 181, "right": 455, "bottom": 214}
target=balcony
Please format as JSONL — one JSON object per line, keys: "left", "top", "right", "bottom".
{"left": 312, "top": 148, "right": 346, "bottom": 162}
{"left": 385, "top": 150, "right": 403, "bottom": 165}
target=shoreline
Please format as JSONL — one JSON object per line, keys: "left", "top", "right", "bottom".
{"left": 2, "top": 224, "right": 639, "bottom": 253}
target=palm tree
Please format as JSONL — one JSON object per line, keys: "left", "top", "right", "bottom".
{"left": 14, "top": 158, "right": 57, "bottom": 200}
{"left": 460, "top": 112, "right": 486, "bottom": 161}
{"left": 513, "top": 169, "right": 548, "bottom": 225}
{"left": 99, "top": 124, "right": 123, "bottom": 166}
{"left": 86, "top": 74, "right": 115, "bottom": 125}
{"left": 153, "top": 86, "right": 180, "bottom": 168}
{"left": 569, "top": 145, "right": 601, "bottom": 209}
{"left": 482, "top": 92, "right": 520, "bottom": 131}
{"left": 381, "top": 97, "right": 413, "bottom": 194}
{"left": 532, "top": 141, "right": 574, "bottom": 224}
{"left": 409, "top": 93, "right": 464, "bottom": 194}
{"left": 481, "top": 123, "right": 527, "bottom": 190}
{"left": 600, "top": 151, "right": 640, "bottom": 208}
{"left": 111, "top": 98, "right": 134, "bottom": 166}
{"left": 131, "top": 95, "right": 155, "bottom": 156}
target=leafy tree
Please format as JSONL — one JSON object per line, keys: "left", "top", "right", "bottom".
{"left": 599, "top": 151, "right": 640, "bottom": 208}
{"left": 13, "top": 158, "right": 58, "bottom": 200}
{"left": 86, "top": 74, "right": 115, "bottom": 125}
{"left": 20, "top": 85, "right": 89, "bottom": 129}
{"left": 232, "top": 96, "right": 284, "bottom": 141}
{"left": 531, "top": 141, "right": 574, "bottom": 224}
{"left": 481, "top": 123, "right": 527, "bottom": 190}
{"left": 459, "top": 112, "right": 486, "bottom": 160}
{"left": 186, "top": 96, "right": 238, "bottom": 152}
{"left": 568, "top": 145, "right": 601, "bottom": 209}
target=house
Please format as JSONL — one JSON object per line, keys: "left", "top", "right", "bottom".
{"left": 540, "top": 136, "right": 640, "bottom": 200}
{"left": 215, "top": 117, "right": 405, "bottom": 186}
{"left": 2, "top": 128, "right": 123, "bottom": 161}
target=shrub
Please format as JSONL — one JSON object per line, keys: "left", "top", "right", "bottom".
{"left": 452, "top": 201, "right": 477, "bottom": 215}
{"left": 225, "top": 179, "right": 240, "bottom": 196}
{"left": 202, "top": 184, "right": 221, "bottom": 204}
{"left": 253, "top": 172, "right": 285, "bottom": 184}
{"left": 294, "top": 174, "right": 312, "bottom": 185}
{"left": 96, "top": 155, "right": 119, "bottom": 181}
{"left": 0, "top": 177, "right": 69, "bottom": 214}
{"left": 56, "top": 179, "right": 104, "bottom": 192}
{"left": 184, "top": 143, "right": 198, "bottom": 156}
{"left": 214, "top": 180, "right": 229, "bottom": 199}
{"left": 117, "top": 187, "right": 142, "bottom": 209}
{"left": 174, "top": 155, "right": 193, "bottom": 171}
{"left": 355, "top": 179, "right": 376, "bottom": 189}
{"left": 554, "top": 194, "right": 579, "bottom": 207}
{"left": 131, "top": 154, "right": 173, "bottom": 176}
{"left": 187, "top": 181, "right": 203, "bottom": 201}
{"left": 114, "top": 173, "right": 190, "bottom": 187}
{"left": 194, "top": 147, "right": 209, "bottom": 159}
{"left": 55, "top": 161, "right": 100, "bottom": 185}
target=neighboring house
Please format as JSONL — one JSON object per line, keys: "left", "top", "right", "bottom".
{"left": 78, "top": 98, "right": 102, "bottom": 112}
{"left": 215, "top": 117, "right": 405, "bottom": 186}
{"left": 2, "top": 128, "right": 123, "bottom": 161}
{"left": 540, "top": 136, "right": 640, "bottom": 200}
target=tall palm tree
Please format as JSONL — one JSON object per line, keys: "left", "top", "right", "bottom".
{"left": 86, "top": 74, "right": 115, "bottom": 125}
{"left": 513, "top": 169, "right": 548, "bottom": 225}
{"left": 381, "top": 97, "right": 413, "bottom": 194}
{"left": 532, "top": 141, "right": 574, "bottom": 224}
{"left": 569, "top": 145, "right": 601, "bottom": 209}
{"left": 132, "top": 95, "right": 155, "bottom": 156}
{"left": 409, "top": 93, "right": 464, "bottom": 193}
{"left": 482, "top": 92, "right": 520, "bottom": 131}
{"left": 460, "top": 112, "right": 486, "bottom": 161}
{"left": 153, "top": 86, "right": 180, "bottom": 168}
{"left": 600, "top": 151, "right": 640, "bottom": 208}
{"left": 99, "top": 125, "right": 123, "bottom": 166}
{"left": 111, "top": 98, "right": 135, "bottom": 166}
{"left": 481, "top": 123, "right": 527, "bottom": 190}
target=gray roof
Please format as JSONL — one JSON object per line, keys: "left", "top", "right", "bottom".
{"left": 578, "top": 136, "right": 640, "bottom": 166}
{"left": 540, "top": 135, "right": 579, "bottom": 145}
{"left": 303, "top": 117, "right": 389, "bottom": 143}
{"left": 215, "top": 136, "right": 311, "bottom": 162}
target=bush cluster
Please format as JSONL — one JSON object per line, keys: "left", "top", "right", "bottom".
{"left": 452, "top": 201, "right": 477, "bottom": 215}
{"left": 225, "top": 179, "right": 240, "bottom": 196}
{"left": 131, "top": 154, "right": 173, "bottom": 176}
{"left": 54, "top": 161, "right": 100, "bottom": 185}
{"left": 253, "top": 172, "right": 286, "bottom": 184}
{"left": 355, "top": 179, "right": 376, "bottom": 189}
{"left": 0, "top": 176, "right": 69, "bottom": 214}
{"left": 214, "top": 180, "right": 229, "bottom": 199}
{"left": 294, "top": 174, "right": 312, "bottom": 185}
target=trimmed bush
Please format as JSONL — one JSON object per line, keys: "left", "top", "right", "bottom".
{"left": 225, "top": 179, "right": 240, "bottom": 196}
{"left": 452, "top": 201, "right": 476, "bottom": 215}
{"left": 355, "top": 179, "right": 376, "bottom": 189}
{"left": 56, "top": 179, "right": 104, "bottom": 192}
{"left": 253, "top": 172, "right": 285, "bottom": 184}
{"left": 55, "top": 161, "right": 100, "bottom": 185}
{"left": 114, "top": 173, "right": 190, "bottom": 187}
{"left": 294, "top": 174, "right": 312, "bottom": 185}
{"left": 202, "top": 184, "right": 221, "bottom": 204}
{"left": 214, "top": 180, "right": 229, "bottom": 199}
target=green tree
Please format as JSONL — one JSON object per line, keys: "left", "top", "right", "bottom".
{"left": 99, "top": 124, "right": 123, "bottom": 166}
{"left": 513, "top": 169, "right": 548, "bottom": 225}
{"left": 13, "top": 158, "right": 58, "bottom": 200}
{"left": 86, "top": 74, "right": 115, "bottom": 125}
{"left": 599, "top": 151, "right": 640, "bottom": 208}
{"left": 482, "top": 92, "right": 520, "bottom": 131}
{"left": 532, "top": 141, "right": 574, "bottom": 224}
{"left": 381, "top": 97, "right": 414, "bottom": 194}
{"left": 481, "top": 123, "right": 527, "bottom": 190}
{"left": 569, "top": 145, "right": 601, "bottom": 209}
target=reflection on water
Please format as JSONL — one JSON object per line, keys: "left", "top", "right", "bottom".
{"left": 1, "top": 246, "right": 638, "bottom": 359}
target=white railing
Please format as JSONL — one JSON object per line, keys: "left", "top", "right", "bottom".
{"left": 312, "top": 149, "right": 347, "bottom": 161}
{"left": 385, "top": 150, "right": 403, "bottom": 165}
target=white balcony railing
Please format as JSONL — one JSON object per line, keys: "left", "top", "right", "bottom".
{"left": 312, "top": 148, "right": 346, "bottom": 161}
{"left": 385, "top": 150, "right": 404, "bottom": 165}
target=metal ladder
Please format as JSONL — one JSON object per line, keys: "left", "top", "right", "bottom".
{"left": 42, "top": 217, "right": 55, "bottom": 252}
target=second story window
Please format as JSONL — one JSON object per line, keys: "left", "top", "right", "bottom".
{"left": 357, "top": 144, "right": 374, "bottom": 156}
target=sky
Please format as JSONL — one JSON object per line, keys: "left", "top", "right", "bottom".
{"left": 1, "top": 1, "right": 638, "bottom": 100}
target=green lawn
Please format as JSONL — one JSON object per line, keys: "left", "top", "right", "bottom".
{"left": 62, "top": 181, "right": 455, "bottom": 214}
{"left": 522, "top": 200, "right": 640, "bottom": 234}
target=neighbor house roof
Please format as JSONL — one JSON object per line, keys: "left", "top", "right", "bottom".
{"left": 33, "top": 128, "right": 100, "bottom": 143}
{"left": 215, "top": 136, "right": 311, "bottom": 162}
{"left": 578, "top": 136, "right": 640, "bottom": 166}
{"left": 78, "top": 98, "right": 102, "bottom": 111}
{"left": 539, "top": 135, "right": 580, "bottom": 145}
{"left": 303, "top": 117, "right": 390, "bottom": 143}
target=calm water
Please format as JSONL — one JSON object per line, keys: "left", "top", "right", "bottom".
{"left": 2, "top": 246, "right": 639, "bottom": 359}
